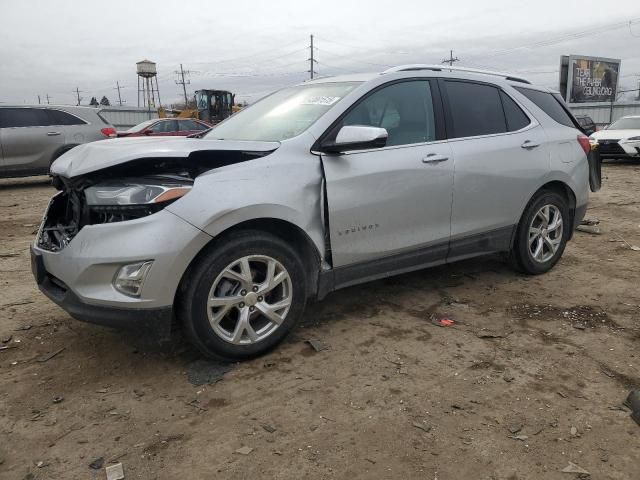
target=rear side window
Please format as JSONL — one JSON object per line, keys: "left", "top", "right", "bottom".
{"left": 0, "top": 108, "right": 51, "bottom": 128}
{"left": 179, "top": 119, "right": 207, "bottom": 131}
{"left": 514, "top": 87, "right": 576, "bottom": 128}
{"left": 149, "top": 120, "right": 178, "bottom": 133}
{"left": 47, "top": 109, "right": 86, "bottom": 126}
{"left": 500, "top": 91, "right": 530, "bottom": 131}
{"left": 444, "top": 81, "right": 507, "bottom": 138}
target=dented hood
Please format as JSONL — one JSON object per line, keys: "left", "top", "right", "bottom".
{"left": 50, "top": 136, "right": 280, "bottom": 178}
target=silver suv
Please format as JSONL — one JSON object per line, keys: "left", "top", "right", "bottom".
{"left": 31, "top": 65, "right": 598, "bottom": 360}
{"left": 0, "top": 105, "right": 116, "bottom": 178}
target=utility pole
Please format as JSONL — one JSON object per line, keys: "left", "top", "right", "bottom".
{"left": 46, "top": 94, "right": 51, "bottom": 105}
{"left": 175, "top": 64, "right": 190, "bottom": 106}
{"left": 442, "top": 50, "right": 460, "bottom": 67}
{"left": 114, "top": 81, "right": 125, "bottom": 106}
{"left": 74, "top": 87, "right": 83, "bottom": 106}
{"left": 37, "top": 95, "right": 41, "bottom": 105}
{"left": 308, "top": 34, "right": 317, "bottom": 80}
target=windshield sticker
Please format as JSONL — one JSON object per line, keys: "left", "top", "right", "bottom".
{"left": 301, "top": 96, "right": 341, "bottom": 106}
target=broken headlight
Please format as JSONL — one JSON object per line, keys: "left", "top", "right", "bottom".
{"left": 84, "top": 178, "right": 192, "bottom": 223}
{"left": 85, "top": 181, "right": 191, "bottom": 206}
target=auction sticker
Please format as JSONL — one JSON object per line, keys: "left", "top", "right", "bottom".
{"left": 301, "top": 96, "right": 341, "bottom": 106}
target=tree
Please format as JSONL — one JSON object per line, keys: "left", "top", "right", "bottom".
{"left": 89, "top": 96, "right": 99, "bottom": 106}
{"left": 100, "top": 96, "right": 111, "bottom": 106}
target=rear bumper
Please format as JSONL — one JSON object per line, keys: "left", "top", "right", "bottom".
{"left": 32, "top": 247, "right": 173, "bottom": 329}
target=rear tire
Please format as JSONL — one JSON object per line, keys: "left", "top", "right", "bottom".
{"left": 511, "top": 190, "right": 570, "bottom": 275}
{"left": 178, "top": 230, "right": 308, "bottom": 361}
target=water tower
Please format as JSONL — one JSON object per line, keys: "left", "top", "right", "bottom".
{"left": 136, "top": 60, "right": 161, "bottom": 109}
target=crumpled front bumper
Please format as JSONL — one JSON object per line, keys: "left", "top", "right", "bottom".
{"left": 31, "top": 208, "right": 212, "bottom": 327}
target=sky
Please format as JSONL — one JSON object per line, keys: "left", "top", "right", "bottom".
{"left": 1, "top": 0, "right": 639, "bottom": 107}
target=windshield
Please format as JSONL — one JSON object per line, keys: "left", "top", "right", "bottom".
{"left": 126, "top": 119, "right": 155, "bottom": 133}
{"left": 608, "top": 117, "right": 640, "bottom": 130}
{"left": 205, "top": 82, "right": 360, "bottom": 142}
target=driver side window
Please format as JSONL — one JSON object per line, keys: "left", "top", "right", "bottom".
{"left": 341, "top": 80, "right": 436, "bottom": 146}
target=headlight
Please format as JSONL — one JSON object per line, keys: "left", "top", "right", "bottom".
{"left": 85, "top": 181, "right": 192, "bottom": 206}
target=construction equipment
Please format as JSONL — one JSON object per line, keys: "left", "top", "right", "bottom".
{"left": 158, "top": 89, "right": 237, "bottom": 124}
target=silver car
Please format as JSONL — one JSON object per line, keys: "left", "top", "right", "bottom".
{"left": 31, "top": 65, "right": 598, "bottom": 360}
{"left": 0, "top": 105, "right": 116, "bottom": 178}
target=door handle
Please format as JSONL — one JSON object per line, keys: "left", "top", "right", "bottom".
{"left": 47, "top": 132, "right": 61, "bottom": 136}
{"left": 521, "top": 140, "right": 540, "bottom": 149}
{"left": 422, "top": 153, "right": 449, "bottom": 164}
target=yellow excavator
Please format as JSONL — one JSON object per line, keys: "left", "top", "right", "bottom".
{"left": 159, "top": 89, "right": 240, "bottom": 124}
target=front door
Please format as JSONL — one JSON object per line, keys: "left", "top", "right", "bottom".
{"left": 321, "top": 79, "right": 454, "bottom": 269}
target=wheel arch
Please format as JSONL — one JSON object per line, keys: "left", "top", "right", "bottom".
{"left": 513, "top": 180, "right": 577, "bottom": 247}
{"left": 175, "top": 217, "right": 323, "bottom": 310}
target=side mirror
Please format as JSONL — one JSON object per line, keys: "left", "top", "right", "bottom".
{"left": 321, "top": 125, "right": 388, "bottom": 154}
{"left": 144, "top": 130, "right": 153, "bottom": 135}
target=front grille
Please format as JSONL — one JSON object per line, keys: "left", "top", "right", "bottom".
{"left": 598, "top": 139, "right": 626, "bottom": 156}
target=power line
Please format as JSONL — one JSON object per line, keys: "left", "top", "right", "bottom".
{"left": 74, "top": 87, "right": 83, "bottom": 106}
{"left": 442, "top": 50, "right": 460, "bottom": 66}
{"left": 175, "top": 64, "right": 190, "bottom": 105}
{"left": 114, "top": 81, "right": 125, "bottom": 106}
{"left": 308, "top": 34, "right": 317, "bottom": 80}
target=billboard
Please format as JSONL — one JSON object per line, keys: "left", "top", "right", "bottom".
{"left": 560, "top": 55, "right": 620, "bottom": 104}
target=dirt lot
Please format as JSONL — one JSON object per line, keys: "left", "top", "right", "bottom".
{"left": 1, "top": 163, "right": 639, "bottom": 480}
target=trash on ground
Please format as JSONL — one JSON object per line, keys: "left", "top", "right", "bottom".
{"left": 561, "top": 462, "right": 590, "bottom": 474}
{"left": 52, "top": 396, "right": 64, "bottom": 404}
{"left": 508, "top": 424, "right": 523, "bottom": 434}
{"left": 431, "top": 317, "right": 455, "bottom": 327}
{"left": 576, "top": 225, "right": 601, "bottom": 235}
{"left": 89, "top": 457, "right": 104, "bottom": 470}
{"left": 412, "top": 421, "right": 432, "bottom": 433}
{"left": 262, "top": 424, "right": 277, "bottom": 433}
{"left": 580, "top": 218, "right": 600, "bottom": 226}
{"left": 623, "top": 389, "right": 640, "bottom": 426}
{"left": 305, "top": 338, "right": 327, "bottom": 352}
{"left": 509, "top": 434, "right": 528, "bottom": 441}
{"left": 186, "top": 359, "right": 233, "bottom": 386}
{"left": 613, "top": 233, "right": 640, "bottom": 251}
{"left": 105, "top": 462, "right": 125, "bottom": 480}
{"left": 570, "top": 426, "right": 578, "bottom": 436}
{"left": 235, "top": 446, "right": 253, "bottom": 455}
{"left": 476, "top": 329, "right": 507, "bottom": 338}
{"left": 37, "top": 347, "right": 65, "bottom": 363}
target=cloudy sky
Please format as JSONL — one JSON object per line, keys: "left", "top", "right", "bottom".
{"left": 1, "top": 0, "right": 639, "bottom": 106}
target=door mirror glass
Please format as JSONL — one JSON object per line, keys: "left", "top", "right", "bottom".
{"left": 322, "top": 125, "right": 388, "bottom": 153}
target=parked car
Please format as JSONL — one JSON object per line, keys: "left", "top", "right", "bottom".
{"left": 575, "top": 114, "right": 597, "bottom": 136}
{"left": 0, "top": 105, "right": 116, "bottom": 178}
{"left": 117, "top": 118, "right": 211, "bottom": 137}
{"left": 32, "top": 65, "right": 598, "bottom": 360}
{"left": 590, "top": 115, "right": 640, "bottom": 160}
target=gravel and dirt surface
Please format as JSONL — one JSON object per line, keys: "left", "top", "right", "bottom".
{"left": 1, "top": 163, "right": 639, "bottom": 480}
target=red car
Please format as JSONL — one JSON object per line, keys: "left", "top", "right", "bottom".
{"left": 117, "top": 118, "right": 211, "bottom": 137}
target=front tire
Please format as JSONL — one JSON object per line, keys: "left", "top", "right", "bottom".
{"left": 178, "top": 230, "right": 308, "bottom": 361}
{"left": 511, "top": 190, "right": 569, "bottom": 275}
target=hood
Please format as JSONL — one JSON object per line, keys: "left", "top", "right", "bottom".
{"left": 50, "top": 136, "right": 280, "bottom": 178}
{"left": 590, "top": 129, "right": 640, "bottom": 141}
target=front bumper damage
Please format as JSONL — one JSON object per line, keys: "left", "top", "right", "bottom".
{"left": 31, "top": 206, "right": 211, "bottom": 329}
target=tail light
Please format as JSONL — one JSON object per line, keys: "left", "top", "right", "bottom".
{"left": 577, "top": 134, "right": 590, "bottom": 155}
{"left": 101, "top": 127, "right": 117, "bottom": 138}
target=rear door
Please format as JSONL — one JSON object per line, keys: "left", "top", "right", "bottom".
{"left": 0, "top": 107, "right": 65, "bottom": 176}
{"left": 440, "top": 79, "right": 549, "bottom": 259}
{"left": 321, "top": 79, "right": 454, "bottom": 270}
{"left": 146, "top": 120, "right": 179, "bottom": 136}
{"left": 177, "top": 119, "right": 208, "bottom": 136}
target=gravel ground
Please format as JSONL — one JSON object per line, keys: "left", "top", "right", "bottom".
{"left": 1, "top": 162, "right": 639, "bottom": 479}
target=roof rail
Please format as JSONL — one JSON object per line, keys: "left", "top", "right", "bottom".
{"left": 381, "top": 64, "right": 531, "bottom": 84}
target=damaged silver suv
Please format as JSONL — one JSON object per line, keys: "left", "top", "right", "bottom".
{"left": 32, "top": 65, "right": 598, "bottom": 360}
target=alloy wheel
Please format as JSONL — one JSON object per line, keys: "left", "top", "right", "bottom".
{"left": 206, "top": 255, "right": 293, "bottom": 345}
{"left": 528, "top": 204, "right": 563, "bottom": 263}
